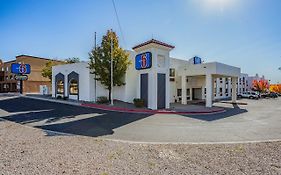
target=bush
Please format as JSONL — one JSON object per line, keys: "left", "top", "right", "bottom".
{"left": 97, "top": 96, "right": 109, "bottom": 104}
{"left": 63, "top": 96, "right": 68, "bottom": 100}
{"left": 133, "top": 98, "right": 145, "bottom": 108}
{"left": 56, "top": 95, "right": 62, "bottom": 99}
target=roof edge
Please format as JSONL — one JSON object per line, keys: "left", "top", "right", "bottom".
{"left": 132, "top": 39, "right": 175, "bottom": 50}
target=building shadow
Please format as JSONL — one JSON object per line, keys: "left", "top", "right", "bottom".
{"left": 180, "top": 103, "right": 248, "bottom": 121}
{"left": 0, "top": 97, "right": 152, "bottom": 137}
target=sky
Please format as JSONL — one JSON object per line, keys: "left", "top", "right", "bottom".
{"left": 0, "top": 0, "right": 281, "bottom": 83}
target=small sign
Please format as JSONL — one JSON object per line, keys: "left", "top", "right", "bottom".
{"left": 15, "top": 75, "right": 28, "bottom": 81}
{"left": 135, "top": 52, "right": 152, "bottom": 70}
{"left": 193, "top": 56, "right": 202, "bottom": 64}
{"left": 11, "top": 63, "right": 31, "bottom": 74}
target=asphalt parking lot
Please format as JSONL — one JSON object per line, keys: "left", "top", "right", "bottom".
{"left": 0, "top": 96, "right": 281, "bottom": 143}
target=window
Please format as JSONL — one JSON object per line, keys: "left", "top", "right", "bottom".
{"left": 57, "top": 80, "right": 64, "bottom": 94}
{"left": 69, "top": 79, "right": 78, "bottom": 95}
{"left": 220, "top": 88, "right": 223, "bottom": 96}
{"left": 169, "top": 68, "right": 175, "bottom": 82}
{"left": 220, "top": 78, "right": 223, "bottom": 83}
{"left": 226, "top": 88, "right": 228, "bottom": 96}
{"left": 177, "top": 89, "right": 182, "bottom": 96}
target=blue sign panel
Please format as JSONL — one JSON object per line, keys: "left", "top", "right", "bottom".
{"left": 135, "top": 52, "right": 152, "bottom": 70}
{"left": 11, "top": 63, "right": 31, "bottom": 74}
{"left": 193, "top": 56, "right": 202, "bottom": 64}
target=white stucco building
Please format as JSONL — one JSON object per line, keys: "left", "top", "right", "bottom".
{"left": 52, "top": 39, "right": 259, "bottom": 110}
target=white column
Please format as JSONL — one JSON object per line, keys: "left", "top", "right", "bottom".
{"left": 232, "top": 77, "right": 237, "bottom": 103}
{"left": 206, "top": 74, "right": 213, "bottom": 107}
{"left": 182, "top": 76, "right": 187, "bottom": 105}
{"left": 222, "top": 78, "right": 226, "bottom": 97}
{"left": 148, "top": 71, "right": 158, "bottom": 110}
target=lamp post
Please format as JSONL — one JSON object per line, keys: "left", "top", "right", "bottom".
{"left": 110, "top": 29, "right": 114, "bottom": 106}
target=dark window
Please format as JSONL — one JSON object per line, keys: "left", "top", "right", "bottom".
{"left": 169, "top": 68, "right": 175, "bottom": 77}
{"left": 177, "top": 89, "right": 182, "bottom": 96}
{"left": 169, "top": 68, "right": 175, "bottom": 82}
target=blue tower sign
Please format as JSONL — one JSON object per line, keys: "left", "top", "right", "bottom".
{"left": 135, "top": 52, "right": 152, "bottom": 70}
{"left": 193, "top": 56, "right": 202, "bottom": 64}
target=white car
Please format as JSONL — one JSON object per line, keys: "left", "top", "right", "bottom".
{"left": 237, "top": 92, "right": 260, "bottom": 99}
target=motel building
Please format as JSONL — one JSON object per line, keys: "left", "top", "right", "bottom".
{"left": 52, "top": 39, "right": 245, "bottom": 110}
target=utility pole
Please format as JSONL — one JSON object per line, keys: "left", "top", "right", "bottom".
{"left": 94, "top": 32, "right": 97, "bottom": 102}
{"left": 19, "top": 78, "right": 23, "bottom": 95}
{"left": 110, "top": 29, "right": 114, "bottom": 105}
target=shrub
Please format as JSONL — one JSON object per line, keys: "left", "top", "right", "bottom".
{"left": 56, "top": 95, "right": 62, "bottom": 99}
{"left": 97, "top": 96, "right": 109, "bottom": 104}
{"left": 133, "top": 98, "right": 145, "bottom": 108}
{"left": 63, "top": 96, "right": 68, "bottom": 100}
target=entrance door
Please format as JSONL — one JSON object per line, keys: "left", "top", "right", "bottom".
{"left": 157, "top": 73, "right": 166, "bottom": 109}
{"left": 192, "top": 88, "right": 202, "bottom": 100}
{"left": 140, "top": 73, "right": 148, "bottom": 107}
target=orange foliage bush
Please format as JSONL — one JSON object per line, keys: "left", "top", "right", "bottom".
{"left": 252, "top": 79, "right": 269, "bottom": 93}
{"left": 270, "top": 84, "right": 281, "bottom": 93}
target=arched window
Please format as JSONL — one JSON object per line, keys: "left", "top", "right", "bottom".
{"left": 57, "top": 80, "right": 64, "bottom": 94}
{"left": 69, "top": 79, "right": 78, "bottom": 95}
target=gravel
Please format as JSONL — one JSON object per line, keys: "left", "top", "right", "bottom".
{"left": 0, "top": 120, "right": 280, "bottom": 175}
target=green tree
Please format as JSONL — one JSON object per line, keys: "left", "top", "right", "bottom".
{"left": 65, "top": 57, "right": 80, "bottom": 63}
{"left": 42, "top": 60, "right": 60, "bottom": 80}
{"left": 89, "top": 30, "right": 131, "bottom": 101}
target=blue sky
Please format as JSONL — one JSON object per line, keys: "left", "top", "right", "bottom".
{"left": 0, "top": 0, "right": 281, "bottom": 83}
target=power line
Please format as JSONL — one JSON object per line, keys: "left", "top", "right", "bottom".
{"left": 111, "top": 0, "right": 127, "bottom": 48}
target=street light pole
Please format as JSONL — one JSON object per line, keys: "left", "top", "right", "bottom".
{"left": 110, "top": 29, "right": 114, "bottom": 105}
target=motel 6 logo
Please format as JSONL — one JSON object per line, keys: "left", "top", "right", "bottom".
{"left": 140, "top": 53, "right": 148, "bottom": 68}
{"left": 19, "top": 64, "right": 27, "bottom": 74}
{"left": 135, "top": 52, "right": 151, "bottom": 70}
